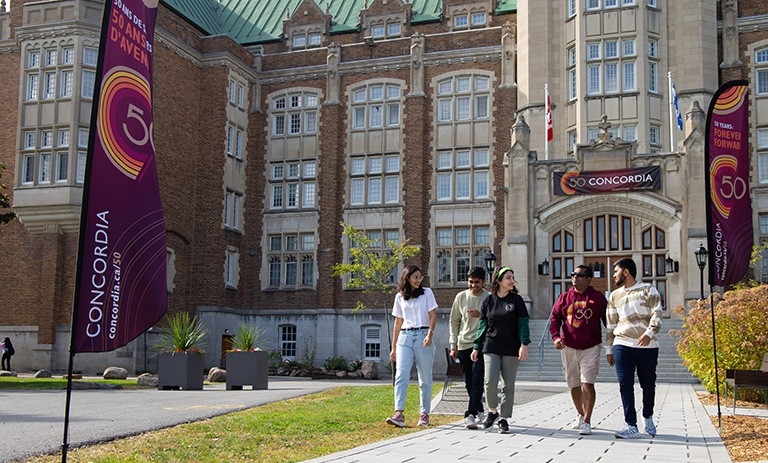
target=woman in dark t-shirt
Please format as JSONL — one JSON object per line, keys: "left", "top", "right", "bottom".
{"left": 471, "top": 267, "right": 530, "bottom": 434}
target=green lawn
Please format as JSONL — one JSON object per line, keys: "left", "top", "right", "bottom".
{"left": 0, "top": 377, "right": 146, "bottom": 390}
{"left": 22, "top": 384, "right": 455, "bottom": 463}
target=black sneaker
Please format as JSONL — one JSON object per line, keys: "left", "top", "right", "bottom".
{"left": 497, "top": 418, "right": 510, "bottom": 434}
{"left": 482, "top": 412, "right": 499, "bottom": 429}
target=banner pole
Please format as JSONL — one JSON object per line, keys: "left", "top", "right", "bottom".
{"left": 709, "top": 289, "right": 722, "bottom": 429}
{"left": 60, "top": 350, "right": 76, "bottom": 462}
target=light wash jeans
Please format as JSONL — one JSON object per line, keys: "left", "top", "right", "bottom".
{"left": 394, "top": 329, "right": 436, "bottom": 414}
{"left": 484, "top": 352, "right": 520, "bottom": 418}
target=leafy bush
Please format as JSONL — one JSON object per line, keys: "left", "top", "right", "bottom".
{"left": 673, "top": 285, "right": 768, "bottom": 403}
{"left": 324, "top": 356, "right": 349, "bottom": 371}
{"left": 299, "top": 336, "right": 316, "bottom": 369}
{"left": 350, "top": 359, "right": 363, "bottom": 371}
{"left": 267, "top": 350, "right": 283, "bottom": 369}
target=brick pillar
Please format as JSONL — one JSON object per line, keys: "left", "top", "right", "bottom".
{"left": 402, "top": 94, "right": 430, "bottom": 272}
{"left": 317, "top": 101, "right": 344, "bottom": 308}
{"left": 37, "top": 225, "right": 65, "bottom": 344}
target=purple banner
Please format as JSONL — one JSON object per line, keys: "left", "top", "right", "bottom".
{"left": 72, "top": 0, "right": 166, "bottom": 353}
{"left": 553, "top": 166, "right": 661, "bottom": 196}
{"left": 705, "top": 80, "right": 753, "bottom": 287}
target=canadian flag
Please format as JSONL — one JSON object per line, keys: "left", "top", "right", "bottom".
{"left": 546, "top": 84, "right": 553, "bottom": 142}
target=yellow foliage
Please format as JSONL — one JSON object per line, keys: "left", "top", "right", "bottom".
{"left": 673, "top": 285, "right": 768, "bottom": 403}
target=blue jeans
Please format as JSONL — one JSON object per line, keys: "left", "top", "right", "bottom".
{"left": 457, "top": 348, "right": 484, "bottom": 416}
{"left": 613, "top": 345, "right": 658, "bottom": 426}
{"left": 394, "top": 329, "right": 436, "bottom": 414}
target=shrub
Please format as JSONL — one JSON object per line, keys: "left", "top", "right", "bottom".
{"left": 324, "top": 356, "right": 349, "bottom": 371}
{"left": 299, "top": 336, "right": 316, "bottom": 369}
{"left": 673, "top": 285, "right": 768, "bottom": 403}
{"left": 267, "top": 350, "right": 283, "bottom": 369}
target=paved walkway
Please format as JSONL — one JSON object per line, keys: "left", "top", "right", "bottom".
{"left": 302, "top": 381, "right": 738, "bottom": 463}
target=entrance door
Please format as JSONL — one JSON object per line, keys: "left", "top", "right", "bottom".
{"left": 583, "top": 255, "right": 631, "bottom": 297}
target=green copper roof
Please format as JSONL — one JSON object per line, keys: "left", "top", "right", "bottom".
{"left": 161, "top": 0, "right": 517, "bottom": 45}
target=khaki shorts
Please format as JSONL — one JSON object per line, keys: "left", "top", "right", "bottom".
{"left": 561, "top": 344, "right": 601, "bottom": 388}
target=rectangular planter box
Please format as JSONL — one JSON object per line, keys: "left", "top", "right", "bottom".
{"left": 157, "top": 352, "right": 204, "bottom": 390}
{"left": 226, "top": 350, "right": 268, "bottom": 390}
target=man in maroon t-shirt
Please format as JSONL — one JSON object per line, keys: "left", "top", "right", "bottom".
{"left": 549, "top": 264, "right": 607, "bottom": 435}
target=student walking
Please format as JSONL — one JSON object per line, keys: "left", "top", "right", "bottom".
{"left": 386, "top": 265, "right": 438, "bottom": 428}
{"left": 449, "top": 267, "right": 491, "bottom": 429}
{"left": 471, "top": 266, "right": 530, "bottom": 434}
{"left": 549, "top": 264, "right": 607, "bottom": 435}
{"left": 606, "top": 258, "right": 663, "bottom": 439}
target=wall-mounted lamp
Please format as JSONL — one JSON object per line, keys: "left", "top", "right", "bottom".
{"left": 665, "top": 257, "right": 680, "bottom": 274}
{"left": 484, "top": 251, "right": 497, "bottom": 276}
{"left": 364, "top": 36, "right": 375, "bottom": 47}
{"left": 538, "top": 258, "right": 549, "bottom": 276}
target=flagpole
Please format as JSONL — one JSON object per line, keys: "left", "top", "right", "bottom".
{"left": 544, "top": 83, "right": 549, "bottom": 160}
{"left": 668, "top": 71, "right": 674, "bottom": 153}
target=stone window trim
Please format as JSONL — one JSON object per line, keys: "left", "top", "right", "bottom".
{"left": 288, "top": 26, "right": 324, "bottom": 50}
{"left": 265, "top": 232, "right": 316, "bottom": 289}
{"left": 448, "top": 7, "right": 489, "bottom": 30}
{"left": 268, "top": 88, "right": 320, "bottom": 138}
{"left": 434, "top": 225, "right": 491, "bottom": 286}
{"left": 365, "top": 16, "right": 404, "bottom": 39}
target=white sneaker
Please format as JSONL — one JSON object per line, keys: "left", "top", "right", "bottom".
{"left": 615, "top": 424, "right": 641, "bottom": 439}
{"left": 570, "top": 415, "right": 584, "bottom": 429}
{"left": 579, "top": 422, "right": 592, "bottom": 435}
{"left": 465, "top": 414, "right": 478, "bottom": 429}
{"left": 644, "top": 417, "right": 657, "bottom": 437}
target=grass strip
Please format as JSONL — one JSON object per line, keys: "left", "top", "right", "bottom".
{"left": 24, "top": 384, "right": 455, "bottom": 462}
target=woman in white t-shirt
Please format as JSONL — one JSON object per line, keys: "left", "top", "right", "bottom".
{"left": 385, "top": 265, "right": 438, "bottom": 428}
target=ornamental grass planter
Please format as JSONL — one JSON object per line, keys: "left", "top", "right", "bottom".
{"left": 157, "top": 352, "right": 204, "bottom": 390}
{"left": 225, "top": 350, "right": 268, "bottom": 390}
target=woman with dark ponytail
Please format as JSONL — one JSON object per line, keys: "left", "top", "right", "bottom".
{"left": 471, "top": 267, "right": 530, "bottom": 434}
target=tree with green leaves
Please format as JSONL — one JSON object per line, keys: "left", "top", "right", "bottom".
{"left": 0, "top": 162, "right": 16, "bottom": 226}
{"left": 332, "top": 222, "right": 420, "bottom": 372}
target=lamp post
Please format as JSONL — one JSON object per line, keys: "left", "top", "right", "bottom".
{"left": 694, "top": 243, "right": 707, "bottom": 299}
{"left": 484, "top": 251, "right": 497, "bottom": 277}
{"left": 694, "top": 242, "right": 721, "bottom": 427}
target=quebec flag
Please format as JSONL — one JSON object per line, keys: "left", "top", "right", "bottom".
{"left": 672, "top": 81, "right": 683, "bottom": 131}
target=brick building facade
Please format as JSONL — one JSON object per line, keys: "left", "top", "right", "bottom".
{"left": 0, "top": 0, "right": 767, "bottom": 375}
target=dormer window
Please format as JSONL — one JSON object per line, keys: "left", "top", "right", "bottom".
{"left": 453, "top": 9, "right": 486, "bottom": 30}
{"left": 454, "top": 14, "right": 469, "bottom": 29}
{"left": 291, "top": 31, "right": 322, "bottom": 50}
{"left": 371, "top": 24, "right": 385, "bottom": 38}
{"left": 292, "top": 35, "right": 306, "bottom": 48}
{"left": 471, "top": 11, "right": 486, "bottom": 26}
{"left": 369, "top": 21, "right": 402, "bottom": 39}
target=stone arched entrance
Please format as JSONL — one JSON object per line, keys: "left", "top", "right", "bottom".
{"left": 534, "top": 193, "right": 681, "bottom": 317}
